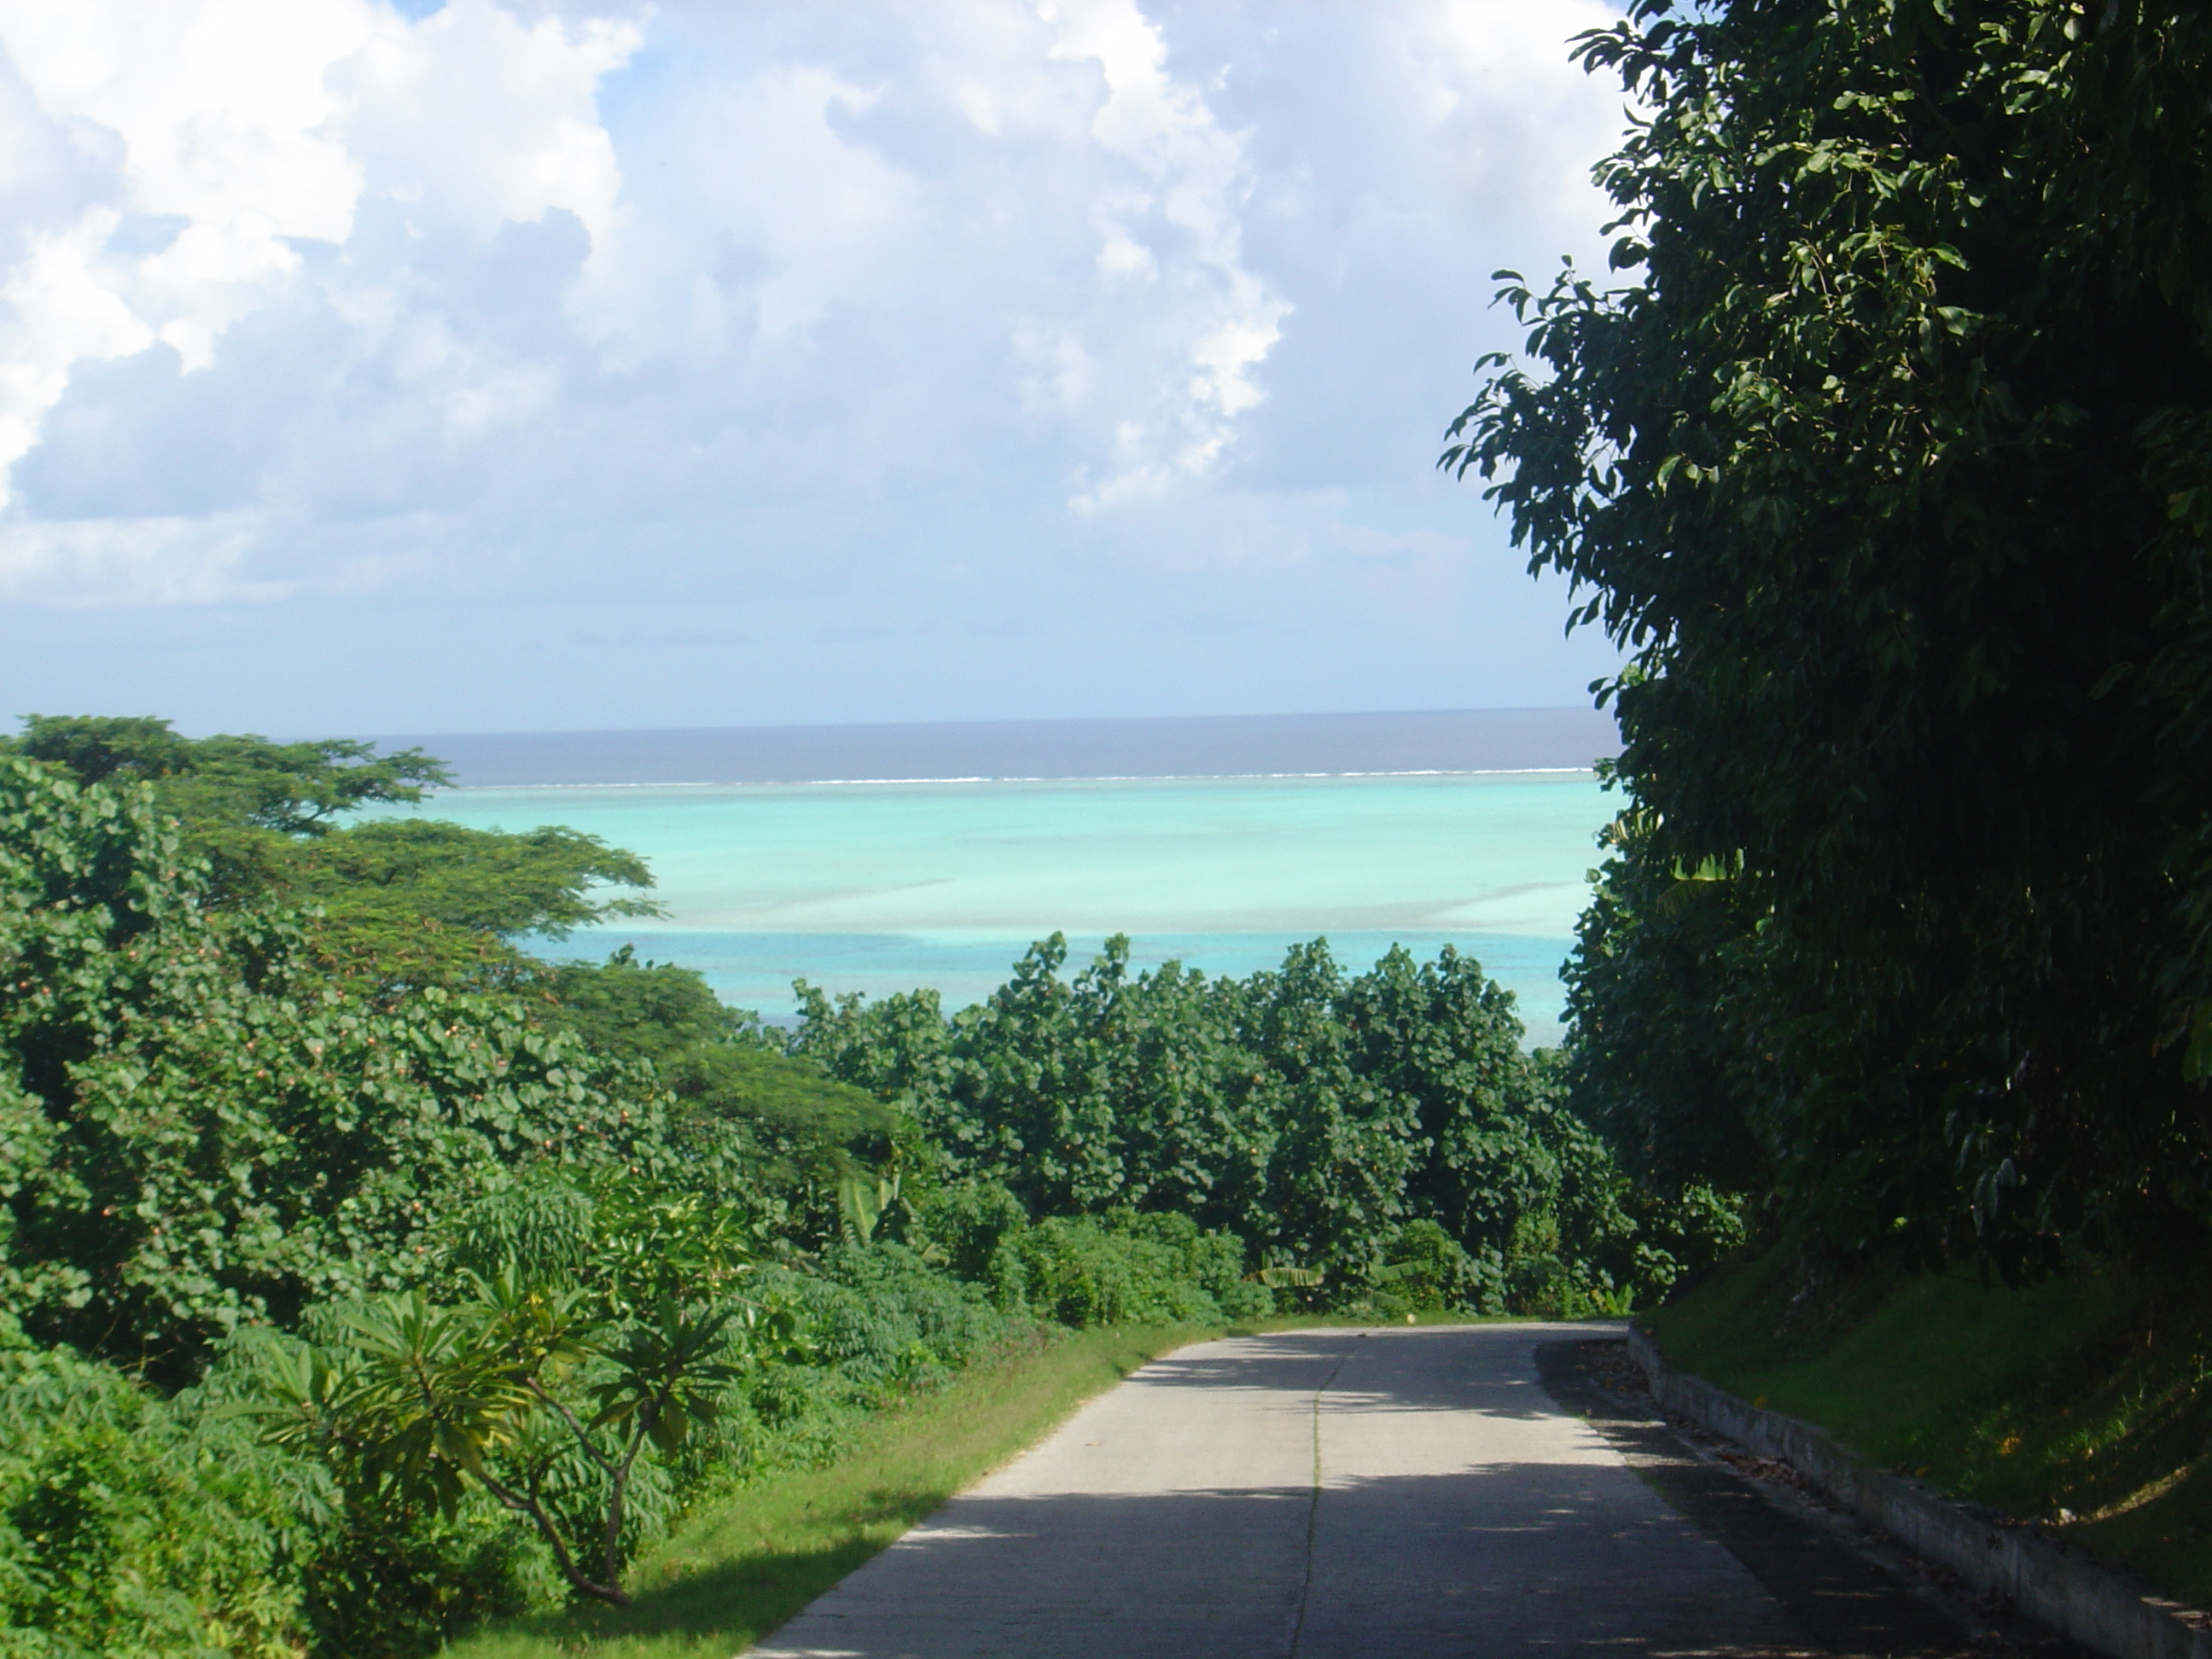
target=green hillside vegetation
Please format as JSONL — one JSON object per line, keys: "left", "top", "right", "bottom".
{"left": 9, "top": 713, "right": 664, "bottom": 989}
{"left": 1650, "top": 1251, "right": 2212, "bottom": 1606}
{"left": 1441, "top": 0, "right": 2212, "bottom": 1613}
{"left": 0, "top": 716, "right": 1705, "bottom": 1656}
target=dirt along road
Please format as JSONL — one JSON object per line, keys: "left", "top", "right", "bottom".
{"left": 748, "top": 1323, "right": 2055, "bottom": 1658}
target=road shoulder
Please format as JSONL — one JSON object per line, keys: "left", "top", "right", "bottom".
{"left": 1539, "top": 1338, "right": 2094, "bottom": 1659}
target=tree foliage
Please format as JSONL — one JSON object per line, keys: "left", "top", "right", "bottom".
{"left": 1446, "top": 0, "right": 2212, "bottom": 1267}
{"left": 7, "top": 715, "right": 447, "bottom": 835}
{"left": 542, "top": 949, "right": 895, "bottom": 1231}
{"left": 0, "top": 752, "right": 695, "bottom": 1377}
{"left": 2, "top": 715, "right": 664, "bottom": 988}
{"left": 792, "top": 933, "right": 1695, "bottom": 1309}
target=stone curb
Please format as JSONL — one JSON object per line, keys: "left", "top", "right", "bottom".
{"left": 1627, "top": 1325, "right": 2212, "bottom": 1659}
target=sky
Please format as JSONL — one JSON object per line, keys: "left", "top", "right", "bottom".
{"left": 0, "top": 0, "right": 1629, "bottom": 737}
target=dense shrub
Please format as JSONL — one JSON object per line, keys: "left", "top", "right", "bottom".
{"left": 1364, "top": 1219, "right": 1501, "bottom": 1316}
{"left": 0, "top": 1319, "right": 312, "bottom": 1659}
{"left": 288, "top": 1503, "right": 552, "bottom": 1659}
{"left": 795, "top": 1243, "right": 1016, "bottom": 1388}
{"left": 911, "top": 1179, "right": 1032, "bottom": 1282}
{"left": 989, "top": 1210, "right": 1273, "bottom": 1327}
{"left": 667, "top": 1243, "right": 1027, "bottom": 1487}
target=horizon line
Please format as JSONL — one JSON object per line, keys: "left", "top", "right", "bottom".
{"left": 423, "top": 765, "right": 1604, "bottom": 793}
{"left": 367, "top": 702, "right": 1612, "bottom": 746}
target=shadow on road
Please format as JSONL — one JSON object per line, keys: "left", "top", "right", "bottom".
{"left": 546, "top": 1324, "right": 2056, "bottom": 1657}
{"left": 1540, "top": 1339, "right": 2096, "bottom": 1659}
{"left": 1126, "top": 1324, "right": 1591, "bottom": 1420}
{"left": 747, "top": 1457, "right": 1822, "bottom": 1654}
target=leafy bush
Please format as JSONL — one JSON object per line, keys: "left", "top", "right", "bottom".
{"left": 1365, "top": 1220, "right": 1501, "bottom": 1315}
{"left": 243, "top": 1278, "right": 743, "bottom": 1608}
{"left": 795, "top": 1243, "right": 1016, "bottom": 1388}
{"left": 288, "top": 1500, "right": 553, "bottom": 1659}
{"left": 989, "top": 1211, "right": 1272, "bottom": 1327}
{"left": 689, "top": 1244, "right": 1022, "bottom": 1486}
{"left": 0, "top": 1314, "right": 565, "bottom": 1659}
{"left": 911, "top": 1179, "right": 1031, "bottom": 1282}
{"left": 0, "top": 1320, "right": 312, "bottom": 1659}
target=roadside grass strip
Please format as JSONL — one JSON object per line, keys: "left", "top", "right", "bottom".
{"left": 1648, "top": 1249, "right": 2212, "bottom": 1607}
{"left": 445, "top": 1324, "right": 1213, "bottom": 1658}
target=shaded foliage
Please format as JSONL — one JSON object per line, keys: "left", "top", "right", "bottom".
{"left": 541, "top": 950, "right": 895, "bottom": 1237}
{"left": 1447, "top": 0, "right": 2212, "bottom": 1269}
{"left": 987, "top": 1209, "right": 1272, "bottom": 1327}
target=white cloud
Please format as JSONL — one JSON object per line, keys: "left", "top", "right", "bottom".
{"left": 0, "top": 0, "right": 1632, "bottom": 729}
{"left": 0, "top": 509, "right": 272, "bottom": 605}
{"left": 0, "top": 212, "right": 152, "bottom": 482}
{"left": 341, "top": 1, "right": 637, "bottom": 246}
{"left": 0, "top": 0, "right": 370, "bottom": 239}
{"left": 0, "top": 0, "right": 640, "bottom": 538}
{"left": 0, "top": 0, "right": 373, "bottom": 405}
{"left": 1035, "top": 0, "right": 1287, "bottom": 509}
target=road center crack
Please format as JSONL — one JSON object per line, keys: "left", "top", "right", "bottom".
{"left": 1286, "top": 1334, "right": 1361, "bottom": 1659}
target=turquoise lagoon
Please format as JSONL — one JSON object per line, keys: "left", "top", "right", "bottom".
{"left": 382, "top": 770, "right": 1612, "bottom": 1044}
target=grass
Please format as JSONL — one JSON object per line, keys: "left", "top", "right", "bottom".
{"left": 1646, "top": 1249, "right": 2212, "bottom": 1604}
{"left": 442, "top": 1323, "right": 1214, "bottom": 1658}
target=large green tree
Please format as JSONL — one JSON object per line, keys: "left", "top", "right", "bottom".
{"left": 0, "top": 754, "right": 684, "bottom": 1377}
{"left": 1447, "top": 1, "right": 2212, "bottom": 1266}
{"left": 3, "top": 716, "right": 662, "bottom": 988}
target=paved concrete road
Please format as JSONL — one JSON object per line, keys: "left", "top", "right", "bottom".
{"left": 748, "top": 1324, "right": 1827, "bottom": 1658}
